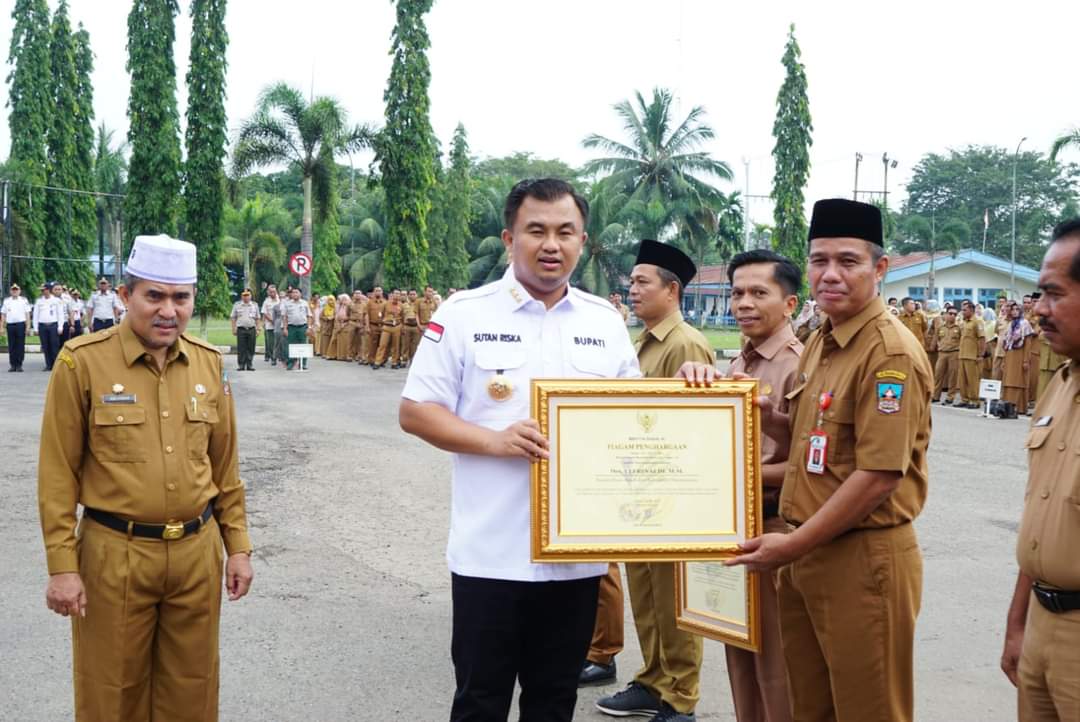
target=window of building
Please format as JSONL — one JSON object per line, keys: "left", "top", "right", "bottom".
{"left": 943, "top": 287, "right": 973, "bottom": 306}
{"left": 906, "top": 286, "right": 926, "bottom": 301}
{"left": 978, "top": 288, "right": 1003, "bottom": 307}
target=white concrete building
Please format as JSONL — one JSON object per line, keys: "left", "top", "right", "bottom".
{"left": 883, "top": 249, "right": 1039, "bottom": 308}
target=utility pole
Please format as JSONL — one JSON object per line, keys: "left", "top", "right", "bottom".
{"left": 1011, "top": 137, "right": 1027, "bottom": 300}
{"left": 882, "top": 153, "right": 898, "bottom": 249}
{"left": 853, "top": 152, "right": 863, "bottom": 200}
{"left": 928, "top": 210, "right": 937, "bottom": 304}
{"left": 742, "top": 157, "right": 750, "bottom": 251}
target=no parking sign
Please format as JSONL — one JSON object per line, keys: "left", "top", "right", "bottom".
{"left": 289, "top": 252, "right": 312, "bottom": 277}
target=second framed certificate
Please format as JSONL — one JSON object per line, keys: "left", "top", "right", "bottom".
{"left": 530, "top": 378, "right": 762, "bottom": 562}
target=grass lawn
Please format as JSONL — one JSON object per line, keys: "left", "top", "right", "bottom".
{"left": 630, "top": 325, "right": 742, "bottom": 352}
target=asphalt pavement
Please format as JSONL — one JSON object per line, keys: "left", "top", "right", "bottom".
{"left": 1, "top": 350, "right": 1026, "bottom": 720}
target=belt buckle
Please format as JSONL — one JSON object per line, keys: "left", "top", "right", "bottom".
{"left": 162, "top": 522, "right": 185, "bottom": 540}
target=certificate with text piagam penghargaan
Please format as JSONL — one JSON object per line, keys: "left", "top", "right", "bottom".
{"left": 530, "top": 378, "right": 762, "bottom": 563}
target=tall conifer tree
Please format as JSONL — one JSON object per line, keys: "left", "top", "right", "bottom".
{"left": 184, "top": 0, "right": 230, "bottom": 327}
{"left": 6, "top": 0, "right": 51, "bottom": 289}
{"left": 376, "top": 0, "right": 436, "bottom": 290}
{"left": 444, "top": 123, "right": 472, "bottom": 289}
{"left": 125, "top": 0, "right": 182, "bottom": 253}
{"left": 770, "top": 24, "right": 813, "bottom": 287}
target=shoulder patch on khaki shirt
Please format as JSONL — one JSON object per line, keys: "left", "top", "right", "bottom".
{"left": 182, "top": 332, "right": 222, "bottom": 354}
{"left": 56, "top": 349, "right": 75, "bottom": 369}
{"left": 877, "top": 320, "right": 906, "bottom": 356}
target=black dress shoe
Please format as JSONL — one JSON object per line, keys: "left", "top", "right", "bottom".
{"left": 579, "top": 660, "right": 617, "bottom": 687}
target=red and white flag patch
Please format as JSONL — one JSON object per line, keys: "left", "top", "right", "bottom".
{"left": 424, "top": 321, "right": 444, "bottom": 344}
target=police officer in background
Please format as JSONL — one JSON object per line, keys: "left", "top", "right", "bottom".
{"left": 400, "top": 178, "right": 641, "bottom": 721}
{"left": 88, "top": 278, "right": 122, "bottom": 331}
{"left": 33, "top": 282, "right": 65, "bottom": 371}
{"left": 68, "top": 288, "right": 85, "bottom": 338}
{"left": 37, "top": 234, "right": 253, "bottom": 721}
{"left": 1001, "top": 218, "right": 1080, "bottom": 722}
{"left": 230, "top": 288, "right": 260, "bottom": 371}
{"left": 261, "top": 284, "right": 280, "bottom": 365}
{"left": 1, "top": 282, "right": 32, "bottom": 371}
{"left": 282, "top": 287, "right": 312, "bottom": 370}
{"left": 723, "top": 199, "right": 932, "bottom": 722}
{"left": 596, "top": 240, "right": 713, "bottom": 722}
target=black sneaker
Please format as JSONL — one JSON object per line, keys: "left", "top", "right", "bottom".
{"left": 596, "top": 682, "right": 661, "bottom": 717}
{"left": 648, "top": 703, "right": 696, "bottom": 722}
{"left": 579, "top": 660, "right": 616, "bottom": 686}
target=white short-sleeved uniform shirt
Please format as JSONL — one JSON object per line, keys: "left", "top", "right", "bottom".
{"left": 403, "top": 268, "right": 641, "bottom": 582}
{"left": 1, "top": 296, "right": 32, "bottom": 323}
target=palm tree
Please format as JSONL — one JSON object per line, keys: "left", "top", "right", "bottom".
{"left": 1050, "top": 128, "right": 1080, "bottom": 161}
{"left": 468, "top": 236, "right": 507, "bottom": 286}
{"left": 340, "top": 217, "right": 387, "bottom": 289}
{"left": 582, "top": 87, "right": 733, "bottom": 241}
{"left": 222, "top": 195, "right": 290, "bottom": 290}
{"left": 232, "top": 82, "right": 374, "bottom": 297}
{"left": 93, "top": 124, "right": 127, "bottom": 277}
{"left": 574, "top": 186, "right": 633, "bottom": 296}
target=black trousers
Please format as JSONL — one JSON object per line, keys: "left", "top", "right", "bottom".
{"left": 450, "top": 573, "right": 600, "bottom": 722}
{"left": 236, "top": 326, "right": 256, "bottom": 368}
{"left": 38, "top": 322, "right": 59, "bottom": 369}
{"left": 7, "top": 321, "right": 26, "bottom": 369}
{"left": 91, "top": 318, "right": 114, "bottom": 332}
{"left": 263, "top": 329, "right": 275, "bottom": 361}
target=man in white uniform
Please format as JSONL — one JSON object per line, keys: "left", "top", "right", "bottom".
{"left": 400, "top": 178, "right": 641, "bottom": 721}
{"left": 1, "top": 283, "right": 33, "bottom": 371}
{"left": 88, "top": 278, "right": 122, "bottom": 331}
{"left": 32, "top": 282, "right": 65, "bottom": 370}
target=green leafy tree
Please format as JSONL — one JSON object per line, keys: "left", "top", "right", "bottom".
{"left": 222, "top": 194, "right": 288, "bottom": 291}
{"left": 125, "top": 0, "right": 182, "bottom": 252}
{"left": 93, "top": 124, "right": 127, "bottom": 274}
{"left": 43, "top": 0, "right": 93, "bottom": 288}
{"left": 899, "top": 146, "right": 1079, "bottom": 267}
{"left": 443, "top": 123, "right": 473, "bottom": 289}
{"left": 184, "top": 0, "right": 230, "bottom": 331}
{"left": 341, "top": 216, "right": 387, "bottom": 290}
{"left": 71, "top": 23, "right": 96, "bottom": 287}
{"left": 233, "top": 82, "right": 372, "bottom": 298}
{"left": 582, "top": 87, "right": 733, "bottom": 241}
{"left": 467, "top": 235, "right": 506, "bottom": 287}
{"left": 374, "top": 0, "right": 437, "bottom": 290}
{"left": 1051, "top": 129, "right": 1080, "bottom": 162}
{"left": 6, "top": 0, "right": 51, "bottom": 290}
{"left": 573, "top": 185, "right": 631, "bottom": 296}
{"left": 770, "top": 24, "right": 813, "bottom": 287}
{"left": 312, "top": 148, "right": 343, "bottom": 294}
{"left": 426, "top": 149, "right": 450, "bottom": 289}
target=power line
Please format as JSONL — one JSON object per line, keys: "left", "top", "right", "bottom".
{"left": 0, "top": 178, "right": 126, "bottom": 199}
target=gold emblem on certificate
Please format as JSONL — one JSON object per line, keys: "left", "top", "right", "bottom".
{"left": 487, "top": 373, "right": 513, "bottom": 401}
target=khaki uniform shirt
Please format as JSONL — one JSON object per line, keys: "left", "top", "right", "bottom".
{"left": 958, "top": 317, "right": 985, "bottom": 360}
{"left": 367, "top": 298, "right": 386, "bottom": 326}
{"left": 37, "top": 321, "right": 252, "bottom": 575}
{"left": 1017, "top": 361, "right": 1080, "bottom": 589}
{"left": 898, "top": 310, "right": 928, "bottom": 349}
{"left": 781, "top": 297, "right": 932, "bottom": 528}
{"left": 347, "top": 298, "right": 367, "bottom": 325}
{"left": 417, "top": 297, "right": 438, "bottom": 325}
{"left": 730, "top": 323, "right": 804, "bottom": 508}
{"left": 635, "top": 310, "right": 714, "bottom": 378}
{"left": 936, "top": 321, "right": 962, "bottom": 352}
{"left": 925, "top": 313, "right": 942, "bottom": 351}
{"left": 403, "top": 302, "right": 419, "bottom": 325}
{"left": 383, "top": 302, "right": 403, "bottom": 325}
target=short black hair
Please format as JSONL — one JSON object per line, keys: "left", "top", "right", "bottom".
{"left": 1050, "top": 217, "right": 1080, "bottom": 283}
{"left": 901, "top": 296, "right": 913, "bottom": 305}
{"left": 961, "top": 299, "right": 974, "bottom": 309}
{"left": 726, "top": 249, "right": 802, "bottom": 297}
{"left": 887, "top": 297, "right": 898, "bottom": 304}
{"left": 503, "top": 178, "right": 589, "bottom": 230}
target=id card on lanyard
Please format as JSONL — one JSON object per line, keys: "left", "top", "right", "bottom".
{"left": 806, "top": 391, "right": 833, "bottom": 475}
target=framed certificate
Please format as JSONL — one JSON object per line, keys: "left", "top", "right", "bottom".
{"left": 530, "top": 378, "right": 762, "bottom": 562}
{"left": 674, "top": 561, "right": 760, "bottom": 651}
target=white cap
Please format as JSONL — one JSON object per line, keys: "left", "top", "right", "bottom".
{"left": 126, "top": 234, "right": 197, "bottom": 285}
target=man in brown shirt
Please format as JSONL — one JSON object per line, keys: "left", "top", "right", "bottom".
{"left": 401, "top": 289, "right": 422, "bottom": 365}
{"left": 897, "top": 296, "right": 928, "bottom": 351}
{"left": 725, "top": 249, "right": 803, "bottom": 722}
{"left": 38, "top": 235, "right": 253, "bottom": 721}
{"left": 1001, "top": 219, "right": 1080, "bottom": 722}
{"left": 347, "top": 290, "right": 367, "bottom": 361}
{"left": 934, "top": 306, "right": 962, "bottom": 404}
{"left": 417, "top": 284, "right": 439, "bottom": 330}
{"left": 728, "top": 199, "right": 932, "bottom": 722}
{"left": 596, "top": 240, "right": 714, "bottom": 722}
{"left": 957, "top": 300, "right": 987, "bottom": 408}
{"left": 373, "top": 289, "right": 404, "bottom": 369}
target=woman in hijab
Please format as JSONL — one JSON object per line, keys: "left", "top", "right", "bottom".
{"left": 332, "top": 293, "right": 352, "bottom": 360}
{"left": 1001, "top": 301, "right": 1035, "bottom": 414}
{"left": 318, "top": 294, "right": 336, "bottom": 358}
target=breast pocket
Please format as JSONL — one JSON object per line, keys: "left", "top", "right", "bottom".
{"left": 569, "top": 347, "right": 612, "bottom": 378}
{"left": 1023, "top": 426, "right": 1052, "bottom": 497}
{"left": 91, "top": 406, "right": 148, "bottom": 462}
{"left": 822, "top": 396, "right": 856, "bottom": 465}
{"left": 185, "top": 402, "right": 219, "bottom": 459}
{"left": 473, "top": 346, "right": 529, "bottom": 413}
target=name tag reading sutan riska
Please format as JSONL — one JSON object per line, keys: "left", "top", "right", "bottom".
{"left": 102, "top": 394, "right": 136, "bottom": 404}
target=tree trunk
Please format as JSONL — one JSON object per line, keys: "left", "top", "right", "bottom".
{"left": 243, "top": 246, "right": 251, "bottom": 291}
{"left": 301, "top": 174, "right": 314, "bottom": 298}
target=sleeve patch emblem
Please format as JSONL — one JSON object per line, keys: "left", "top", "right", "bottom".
{"left": 877, "top": 382, "right": 903, "bottom": 414}
{"left": 876, "top": 369, "right": 908, "bottom": 381}
{"left": 423, "top": 321, "right": 444, "bottom": 344}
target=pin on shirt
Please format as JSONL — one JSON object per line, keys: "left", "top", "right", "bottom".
{"left": 807, "top": 391, "right": 833, "bottom": 475}
{"left": 487, "top": 371, "right": 513, "bottom": 401}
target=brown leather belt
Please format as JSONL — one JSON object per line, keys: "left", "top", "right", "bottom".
{"left": 383, "top": 321, "right": 399, "bottom": 327}
{"left": 404, "top": 321, "right": 418, "bottom": 326}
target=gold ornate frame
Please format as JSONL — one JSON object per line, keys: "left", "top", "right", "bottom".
{"left": 530, "top": 378, "right": 762, "bottom": 562}
{"left": 674, "top": 562, "right": 760, "bottom": 651}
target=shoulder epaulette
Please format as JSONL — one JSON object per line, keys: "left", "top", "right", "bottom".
{"left": 571, "top": 287, "right": 621, "bottom": 315}
{"left": 64, "top": 327, "right": 116, "bottom": 352}
{"left": 182, "top": 332, "right": 222, "bottom": 354}
{"left": 877, "top": 317, "right": 907, "bottom": 356}
{"left": 443, "top": 282, "right": 499, "bottom": 306}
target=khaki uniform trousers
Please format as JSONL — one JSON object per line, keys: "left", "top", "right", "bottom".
{"left": 365, "top": 324, "right": 381, "bottom": 363}
{"left": 587, "top": 563, "right": 624, "bottom": 665}
{"left": 725, "top": 516, "right": 792, "bottom": 722}
{"left": 627, "top": 561, "right": 702, "bottom": 713}
{"left": 1019, "top": 595, "right": 1080, "bottom": 722}
{"left": 318, "top": 320, "right": 333, "bottom": 356}
{"left": 993, "top": 353, "right": 1006, "bottom": 381}
{"left": 402, "top": 324, "right": 421, "bottom": 365}
{"left": 778, "top": 523, "right": 922, "bottom": 722}
{"left": 73, "top": 517, "right": 224, "bottom": 722}
{"left": 374, "top": 323, "right": 402, "bottom": 366}
{"left": 933, "top": 350, "right": 959, "bottom": 401}
{"left": 1028, "top": 346, "right": 1042, "bottom": 404}
{"left": 957, "top": 358, "right": 981, "bottom": 404}
{"left": 349, "top": 323, "right": 364, "bottom": 361}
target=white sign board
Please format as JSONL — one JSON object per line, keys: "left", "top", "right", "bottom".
{"left": 288, "top": 343, "right": 314, "bottom": 359}
{"left": 979, "top": 379, "right": 1002, "bottom": 400}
